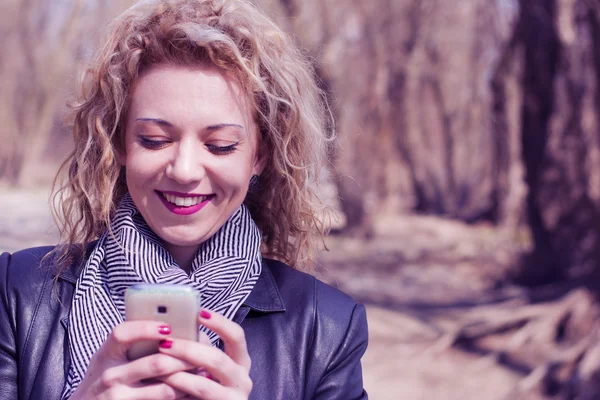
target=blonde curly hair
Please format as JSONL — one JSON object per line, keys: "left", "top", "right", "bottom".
{"left": 50, "top": 0, "right": 334, "bottom": 274}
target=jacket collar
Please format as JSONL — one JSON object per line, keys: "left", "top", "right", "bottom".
{"left": 243, "top": 259, "right": 286, "bottom": 312}
{"left": 56, "top": 260, "right": 81, "bottom": 284}
{"left": 55, "top": 245, "right": 286, "bottom": 313}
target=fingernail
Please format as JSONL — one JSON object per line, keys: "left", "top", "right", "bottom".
{"left": 158, "top": 325, "right": 171, "bottom": 335}
{"left": 200, "top": 310, "right": 211, "bottom": 319}
{"left": 199, "top": 369, "right": 214, "bottom": 380}
{"left": 159, "top": 339, "right": 173, "bottom": 349}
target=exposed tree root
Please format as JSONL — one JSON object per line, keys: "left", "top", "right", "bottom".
{"left": 433, "top": 288, "right": 600, "bottom": 399}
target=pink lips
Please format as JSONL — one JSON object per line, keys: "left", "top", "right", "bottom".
{"left": 157, "top": 191, "right": 214, "bottom": 216}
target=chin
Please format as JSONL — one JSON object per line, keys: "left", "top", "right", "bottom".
{"left": 152, "top": 226, "right": 207, "bottom": 247}
{"left": 164, "top": 234, "right": 209, "bottom": 248}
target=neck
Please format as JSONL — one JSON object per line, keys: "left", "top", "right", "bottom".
{"left": 163, "top": 242, "right": 199, "bottom": 274}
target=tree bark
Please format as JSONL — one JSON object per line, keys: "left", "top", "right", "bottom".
{"left": 261, "top": 0, "right": 523, "bottom": 232}
{"left": 515, "top": 0, "right": 600, "bottom": 285}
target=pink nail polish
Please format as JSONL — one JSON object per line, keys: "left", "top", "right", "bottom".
{"left": 159, "top": 339, "right": 173, "bottom": 349}
{"left": 200, "top": 310, "right": 211, "bottom": 319}
{"left": 158, "top": 325, "right": 171, "bottom": 335}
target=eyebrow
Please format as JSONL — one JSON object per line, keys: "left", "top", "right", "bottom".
{"left": 205, "top": 123, "right": 245, "bottom": 131}
{"left": 135, "top": 118, "right": 173, "bottom": 127}
{"left": 135, "top": 118, "right": 244, "bottom": 132}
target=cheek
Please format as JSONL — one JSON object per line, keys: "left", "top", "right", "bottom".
{"left": 213, "top": 158, "right": 254, "bottom": 190}
{"left": 125, "top": 154, "right": 161, "bottom": 187}
{"left": 212, "top": 172, "right": 249, "bottom": 195}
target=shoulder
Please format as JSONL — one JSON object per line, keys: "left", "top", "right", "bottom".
{"left": 1, "top": 242, "right": 94, "bottom": 289}
{"left": 262, "top": 259, "right": 368, "bottom": 395}
{"left": 263, "top": 258, "right": 368, "bottom": 342}
{"left": 1, "top": 246, "right": 56, "bottom": 265}
{"left": 0, "top": 244, "right": 89, "bottom": 300}
{"left": 0, "top": 246, "right": 56, "bottom": 292}
{"left": 264, "top": 258, "right": 361, "bottom": 312}
{"left": 0, "top": 247, "right": 58, "bottom": 334}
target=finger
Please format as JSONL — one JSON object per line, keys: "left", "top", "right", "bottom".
{"left": 198, "top": 309, "right": 251, "bottom": 369}
{"left": 160, "top": 371, "right": 237, "bottom": 400}
{"left": 102, "top": 320, "right": 172, "bottom": 358}
{"left": 124, "top": 381, "right": 185, "bottom": 400}
{"left": 198, "top": 330, "right": 211, "bottom": 345}
{"left": 158, "top": 339, "right": 250, "bottom": 390}
{"left": 100, "top": 353, "right": 196, "bottom": 385}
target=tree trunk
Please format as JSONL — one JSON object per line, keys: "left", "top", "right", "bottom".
{"left": 515, "top": 0, "right": 600, "bottom": 285}
{"left": 261, "top": 0, "right": 523, "bottom": 232}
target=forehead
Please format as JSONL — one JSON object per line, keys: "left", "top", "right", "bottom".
{"left": 128, "top": 63, "right": 255, "bottom": 130}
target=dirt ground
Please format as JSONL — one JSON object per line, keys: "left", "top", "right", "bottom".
{"left": 1, "top": 186, "right": 532, "bottom": 399}
{"left": 318, "top": 215, "right": 529, "bottom": 399}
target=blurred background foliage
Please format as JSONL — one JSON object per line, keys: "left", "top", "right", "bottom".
{"left": 3, "top": 0, "right": 600, "bottom": 398}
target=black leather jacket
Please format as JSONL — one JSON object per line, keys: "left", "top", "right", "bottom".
{"left": 0, "top": 246, "right": 368, "bottom": 400}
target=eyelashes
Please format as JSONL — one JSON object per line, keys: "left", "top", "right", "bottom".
{"left": 137, "top": 135, "right": 239, "bottom": 155}
{"left": 206, "top": 143, "right": 238, "bottom": 155}
{"left": 139, "top": 136, "right": 168, "bottom": 150}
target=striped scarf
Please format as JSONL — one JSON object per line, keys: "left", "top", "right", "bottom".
{"left": 61, "top": 193, "right": 262, "bottom": 398}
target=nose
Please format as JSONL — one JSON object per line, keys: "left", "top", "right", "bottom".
{"left": 165, "top": 142, "right": 205, "bottom": 185}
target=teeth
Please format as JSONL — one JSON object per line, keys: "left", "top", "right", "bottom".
{"left": 163, "top": 193, "right": 210, "bottom": 207}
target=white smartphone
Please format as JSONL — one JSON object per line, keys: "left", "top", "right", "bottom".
{"left": 125, "top": 283, "right": 201, "bottom": 361}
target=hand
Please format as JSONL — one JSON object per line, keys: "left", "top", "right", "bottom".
{"left": 70, "top": 320, "right": 195, "bottom": 400}
{"left": 157, "top": 309, "right": 253, "bottom": 400}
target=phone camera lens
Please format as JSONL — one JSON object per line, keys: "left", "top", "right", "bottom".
{"left": 157, "top": 306, "right": 167, "bottom": 314}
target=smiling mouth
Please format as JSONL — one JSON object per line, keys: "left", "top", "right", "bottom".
{"left": 159, "top": 192, "right": 215, "bottom": 207}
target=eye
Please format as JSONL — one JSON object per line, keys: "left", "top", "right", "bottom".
{"left": 206, "top": 142, "right": 239, "bottom": 155}
{"left": 138, "top": 136, "right": 170, "bottom": 150}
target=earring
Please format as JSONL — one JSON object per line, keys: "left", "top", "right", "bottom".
{"left": 248, "top": 174, "right": 260, "bottom": 192}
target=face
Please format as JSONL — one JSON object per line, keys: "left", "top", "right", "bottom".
{"left": 122, "top": 63, "right": 264, "bottom": 264}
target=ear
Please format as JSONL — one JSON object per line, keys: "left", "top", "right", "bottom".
{"left": 252, "top": 142, "right": 268, "bottom": 176}
{"left": 113, "top": 134, "right": 127, "bottom": 166}
{"left": 114, "top": 147, "right": 126, "bottom": 166}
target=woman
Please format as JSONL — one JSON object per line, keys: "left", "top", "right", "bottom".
{"left": 0, "top": 0, "right": 368, "bottom": 399}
